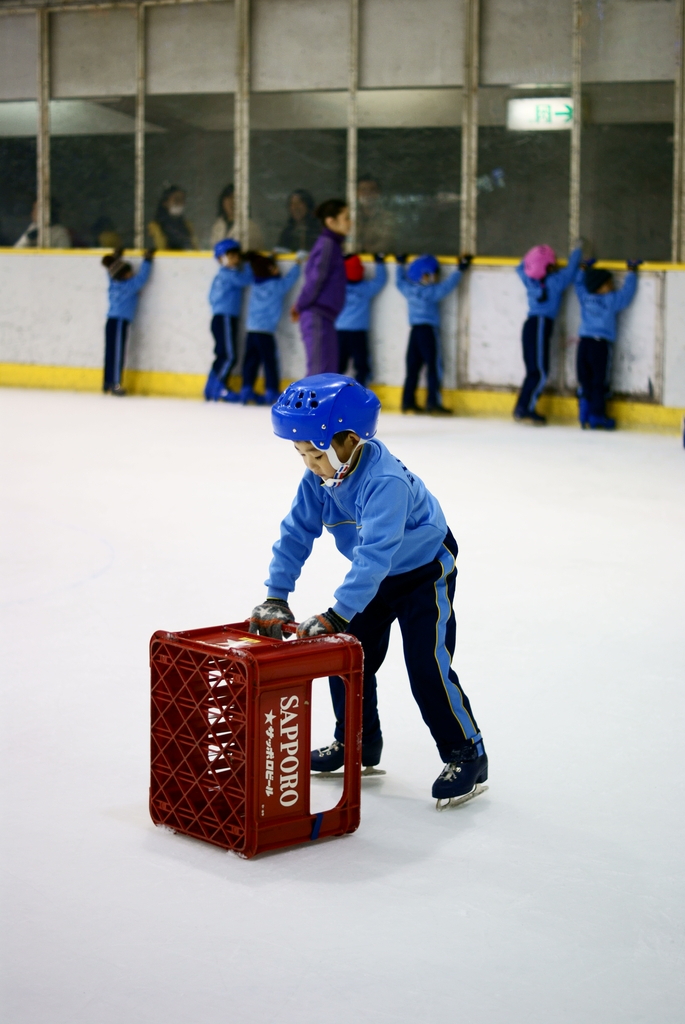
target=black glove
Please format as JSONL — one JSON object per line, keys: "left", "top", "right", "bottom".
{"left": 296, "top": 608, "right": 348, "bottom": 639}
{"left": 249, "top": 598, "right": 295, "bottom": 639}
{"left": 581, "top": 257, "right": 596, "bottom": 270}
{"left": 144, "top": 247, "right": 156, "bottom": 261}
{"left": 373, "top": 253, "right": 386, "bottom": 263}
{"left": 395, "top": 254, "right": 408, "bottom": 265}
{"left": 626, "top": 259, "right": 643, "bottom": 271}
{"left": 458, "top": 254, "right": 473, "bottom": 272}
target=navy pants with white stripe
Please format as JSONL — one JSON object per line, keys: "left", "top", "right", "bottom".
{"left": 402, "top": 323, "right": 441, "bottom": 411}
{"left": 577, "top": 335, "right": 611, "bottom": 418}
{"left": 515, "top": 315, "right": 554, "bottom": 415}
{"left": 329, "top": 529, "right": 482, "bottom": 761}
{"left": 104, "top": 317, "right": 130, "bottom": 391}
{"left": 211, "top": 314, "right": 239, "bottom": 385}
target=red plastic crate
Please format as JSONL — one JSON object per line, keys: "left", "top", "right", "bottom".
{"left": 150, "top": 621, "right": 364, "bottom": 858}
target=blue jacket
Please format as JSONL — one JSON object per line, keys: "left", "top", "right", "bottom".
{"left": 106, "top": 259, "right": 152, "bottom": 321}
{"left": 516, "top": 247, "right": 582, "bottom": 319}
{"left": 396, "top": 266, "right": 461, "bottom": 327}
{"left": 265, "top": 439, "right": 448, "bottom": 621}
{"left": 246, "top": 264, "right": 300, "bottom": 333}
{"left": 209, "top": 264, "right": 253, "bottom": 316}
{"left": 335, "top": 263, "right": 387, "bottom": 331}
{"left": 575, "top": 270, "right": 637, "bottom": 342}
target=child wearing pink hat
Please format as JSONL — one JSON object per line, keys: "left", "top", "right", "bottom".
{"left": 514, "top": 243, "right": 582, "bottom": 424}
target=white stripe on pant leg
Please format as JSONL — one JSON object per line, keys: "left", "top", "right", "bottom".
{"left": 529, "top": 316, "right": 548, "bottom": 410}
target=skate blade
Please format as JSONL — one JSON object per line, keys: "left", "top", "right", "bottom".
{"left": 435, "top": 783, "right": 488, "bottom": 811}
{"left": 311, "top": 766, "right": 387, "bottom": 780}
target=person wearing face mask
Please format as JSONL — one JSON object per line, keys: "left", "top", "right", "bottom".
{"left": 148, "top": 186, "right": 198, "bottom": 251}
{"left": 248, "top": 374, "right": 488, "bottom": 810}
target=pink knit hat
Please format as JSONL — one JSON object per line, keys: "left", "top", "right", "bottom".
{"left": 523, "top": 244, "right": 556, "bottom": 280}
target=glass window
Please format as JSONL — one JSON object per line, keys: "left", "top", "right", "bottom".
{"left": 0, "top": 102, "right": 36, "bottom": 247}
{"left": 250, "top": 91, "right": 346, "bottom": 252}
{"left": 50, "top": 98, "right": 135, "bottom": 248}
{"left": 477, "top": 87, "right": 571, "bottom": 257}
{"left": 357, "top": 89, "right": 461, "bottom": 255}
{"left": 579, "top": 0, "right": 676, "bottom": 261}
{"left": 145, "top": 95, "right": 234, "bottom": 251}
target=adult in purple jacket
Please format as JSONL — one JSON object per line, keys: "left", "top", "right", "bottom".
{"left": 291, "top": 199, "right": 349, "bottom": 374}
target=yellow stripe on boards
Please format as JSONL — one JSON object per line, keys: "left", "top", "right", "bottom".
{"left": 1, "top": 363, "right": 683, "bottom": 432}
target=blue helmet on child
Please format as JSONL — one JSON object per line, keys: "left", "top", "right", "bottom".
{"left": 214, "top": 238, "right": 240, "bottom": 259}
{"left": 407, "top": 254, "right": 439, "bottom": 283}
{"left": 272, "top": 374, "right": 381, "bottom": 449}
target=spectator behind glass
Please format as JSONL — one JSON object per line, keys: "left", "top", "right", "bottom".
{"left": 148, "top": 186, "right": 198, "bottom": 251}
{"left": 91, "top": 215, "right": 123, "bottom": 250}
{"left": 356, "top": 175, "right": 393, "bottom": 254}
{"left": 277, "top": 189, "right": 321, "bottom": 252}
{"left": 14, "top": 199, "right": 71, "bottom": 249}
{"left": 209, "top": 183, "right": 264, "bottom": 251}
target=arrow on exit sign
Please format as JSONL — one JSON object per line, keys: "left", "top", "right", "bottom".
{"left": 507, "top": 98, "right": 575, "bottom": 131}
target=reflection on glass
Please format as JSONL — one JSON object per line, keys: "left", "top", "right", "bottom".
{"left": 358, "top": 128, "right": 461, "bottom": 254}
{"left": 250, "top": 128, "right": 346, "bottom": 251}
{"left": 580, "top": 84, "right": 673, "bottom": 261}
{"left": 50, "top": 98, "right": 135, "bottom": 248}
{"left": 145, "top": 94, "right": 234, "bottom": 250}
{"left": 477, "top": 87, "right": 570, "bottom": 257}
{"left": 0, "top": 101, "right": 36, "bottom": 247}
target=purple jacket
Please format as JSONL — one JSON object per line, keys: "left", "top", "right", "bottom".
{"left": 295, "top": 226, "right": 346, "bottom": 321}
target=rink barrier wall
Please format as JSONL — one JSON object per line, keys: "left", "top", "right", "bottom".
{"left": 1, "top": 249, "right": 684, "bottom": 431}
{"left": 2, "top": 362, "right": 682, "bottom": 431}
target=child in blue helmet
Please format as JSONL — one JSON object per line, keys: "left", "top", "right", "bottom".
{"left": 335, "top": 253, "right": 387, "bottom": 386}
{"left": 248, "top": 373, "right": 487, "bottom": 808}
{"left": 513, "top": 243, "right": 583, "bottom": 425}
{"left": 205, "top": 238, "right": 253, "bottom": 402}
{"left": 101, "top": 247, "right": 154, "bottom": 395}
{"left": 574, "top": 260, "right": 640, "bottom": 430}
{"left": 239, "top": 251, "right": 301, "bottom": 405}
{"left": 396, "top": 253, "right": 471, "bottom": 414}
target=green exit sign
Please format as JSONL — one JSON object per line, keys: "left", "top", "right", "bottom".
{"left": 507, "top": 97, "right": 574, "bottom": 131}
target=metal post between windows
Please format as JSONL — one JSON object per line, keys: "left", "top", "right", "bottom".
{"left": 36, "top": 7, "right": 50, "bottom": 249}
{"left": 460, "top": 0, "right": 479, "bottom": 255}
{"left": 234, "top": 0, "right": 250, "bottom": 248}
{"left": 346, "top": 0, "right": 359, "bottom": 253}
{"left": 569, "top": 0, "right": 582, "bottom": 250}
{"left": 134, "top": 2, "right": 146, "bottom": 250}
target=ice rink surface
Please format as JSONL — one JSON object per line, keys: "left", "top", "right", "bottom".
{"left": 1, "top": 388, "right": 684, "bottom": 1024}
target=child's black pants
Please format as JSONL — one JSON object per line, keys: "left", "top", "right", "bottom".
{"left": 328, "top": 530, "right": 482, "bottom": 762}
{"left": 103, "top": 317, "right": 130, "bottom": 391}
{"left": 515, "top": 315, "right": 554, "bottom": 415}
{"left": 211, "top": 314, "right": 239, "bottom": 384}
{"left": 242, "top": 331, "right": 280, "bottom": 393}
{"left": 402, "top": 323, "right": 441, "bottom": 410}
{"left": 577, "top": 335, "right": 610, "bottom": 417}
{"left": 337, "top": 329, "right": 371, "bottom": 386}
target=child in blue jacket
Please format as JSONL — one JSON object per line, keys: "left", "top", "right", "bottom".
{"left": 335, "top": 253, "right": 386, "bottom": 386}
{"left": 205, "top": 239, "right": 253, "bottom": 402}
{"left": 396, "top": 253, "right": 471, "bottom": 414}
{"left": 574, "top": 261, "right": 640, "bottom": 430}
{"left": 240, "top": 252, "right": 301, "bottom": 405}
{"left": 514, "top": 243, "right": 582, "bottom": 425}
{"left": 101, "top": 248, "right": 153, "bottom": 395}
{"left": 249, "top": 374, "right": 487, "bottom": 808}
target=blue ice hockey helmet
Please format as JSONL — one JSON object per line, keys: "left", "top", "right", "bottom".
{"left": 407, "top": 254, "right": 440, "bottom": 283}
{"left": 271, "top": 374, "right": 381, "bottom": 449}
{"left": 214, "top": 238, "right": 240, "bottom": 259}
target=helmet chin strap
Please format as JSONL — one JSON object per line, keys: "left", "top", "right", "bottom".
{"left": 322, "top": 439, "right": 368, "bottom": 487}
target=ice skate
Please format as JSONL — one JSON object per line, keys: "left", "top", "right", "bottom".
{"left": 311, "top": 737, "right": 386, "bottom": 779}
{"left": 111, "top": 384, "right": 127, "bottom": 397}
{"left": 433, "top": 743, "right": 488, "bottom": 810}
{"left": 588, "top": 414, "right": 616, "bottom": 430}
{"left": 514, "top": 409, "right": 546, "bottom": 425}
